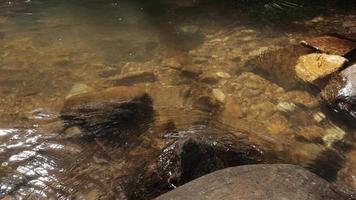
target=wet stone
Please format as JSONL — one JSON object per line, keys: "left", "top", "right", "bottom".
{"left": 133, "top": 134, "right": 265, "bottom": 200}
{"left": 244, "top": 45, "right": 309, "bottom": 90}
{"left": 109, "top": 71, "right": 157, "bottom": 86}
{"left": 301, "top": 35, "right": 356, "bottom": 56}
{"left": 321, "top": 63, "right": 356, "bottom": 122}
{"left": 338, "top": 150, "right": 356, "bottom": 189}
{"left": 61, "top": 86, "right": 154, "bottom": 139}
{"left": 295, "top": 53, "right": 348, "bottom": 86}
{"left": 155, "top": 164, "right": 346, "bottom": 200}
{"left": 66, "top": 83, "right": 93, "bottom": 99}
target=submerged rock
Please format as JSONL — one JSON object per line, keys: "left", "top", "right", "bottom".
{"left": 133, "top": 133, "right": 264, "bottom": 200}
{"left": 61, "top": 86, "right": 154, "bottom": 139}
{"left": 155, "top": 164, "right": 346, "bottom": 200}
{"left": 338, "top": 150, "right": 356, "bottom": 189}
{"left": 66, "top": 83, "right": 93, "bottom": 99}
{"left": 109, "top": 70, "right": 157, "bottom": 86}
{"left": 295, "top": 53, "right": 348, "bottom": 85}
{"left": 321, "top": 63, "right": 356, "bottom": 121}
{"left": 301, "top": 35, "right": 356, "bottom": 56}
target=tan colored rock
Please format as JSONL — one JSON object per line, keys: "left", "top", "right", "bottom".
{"left": 212, "top": 89, "right": 225, "bottom": 103}
{"left": 109, "top": 70, "right": 157, "bottom": 86}
{"left": 295, "top": 53, "right": 348, "bottom": 84}
{"left": 66, "top": 83, "right": 93, "bottom": 99}
{"left": 297, "top": 125, "right": 325, "bottom": 141}
{"left": 278, "top": 90, "right": 319, "bottom": 108}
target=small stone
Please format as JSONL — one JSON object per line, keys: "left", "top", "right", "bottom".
{"left": 212, "top": 89, "right": 225, "bottom": 103}
{"left": 313, "top": 112, "right": 326, "bottom": 123}
{"left": 311, "top": 16, "right": 324, "bottom": 23}
{"left": 178, "top": 24, "right": 199, "bottom": 35}
{"left": 63, "top": 126, "right": 82, "bottom": 139}
{"left": 66, "top": 83, "right": 93, "bottom": 99}
{"left": 265, "top": 114, "right": 291, "bottom": 135}
{"left": 322, "top": 126, "right": 346, "bottom": 147}
{"left": 277, "top": 101, "right": 297, "bottom": 112}
{"left": 109, "top": 71, "right": 157, "bottom": 86}
{"left": 297, "top": 126, "right": 325, "bottom": 141}
{"left": 295, "top": 53, "right": 348, "bottom": 84}
{"left": 215, "top": 72, "right": 231, "bottom": 79}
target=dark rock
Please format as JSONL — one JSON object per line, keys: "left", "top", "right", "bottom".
{"left": 321, "top": 63, "right": 356, "bottom": 122}
{"left": 301, "top": 35, "right": 356, "bottom": 57}
{"left": 155, "top": 164, "right": 347, "bottom": 200}
{"left": 132, "top": 133, "right": 265, "bottom": 200}
{"left": 61, "top": 86, "right": 154, "bottom": 139}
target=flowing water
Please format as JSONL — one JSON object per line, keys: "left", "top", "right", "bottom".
{"left": 0, "top": 0, "right": 355, "bottom": 199}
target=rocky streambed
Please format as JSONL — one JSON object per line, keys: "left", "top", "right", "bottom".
{"left": 0, "top": 1, "right": 356, "bottom": 199}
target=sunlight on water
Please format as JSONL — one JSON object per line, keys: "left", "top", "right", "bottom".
{"left": 0, "top": 0, "right": 355, "bottom": 199}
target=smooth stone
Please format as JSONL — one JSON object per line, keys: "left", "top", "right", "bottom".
{"left": 277, "top": 101, "right": 297, "bottom": 112}
{"left": 155, "top": 164, "right": 345, "bottom": 200}
{"left": 301, "top": 35, "right": 356, "bottom": 56}
{"left": 109, "top": 70, "right": 157, "bottom": 86}
{"left": 322, "top": 126, "right": 346, "bottom": 147}
{"left": 212, "top": 89, "right": 225, "bottom": 103}
{"left": 134, "top": 135, "right": 264, "bottom": 200}
{"left": 295, "top": 53, "right": 348, "bottom": 85}
{"left": 66, "top": 83, "right": 93, "bottom": 99}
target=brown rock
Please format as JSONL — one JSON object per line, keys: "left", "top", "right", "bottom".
{"left": 155, "top": 164, "right": 346, "bottom": 200}
{"left": 109, "top": 71, "right": 157, "bottom": 86}
{"left": 134, "top": 135, "right": 264, "bottom": 200}
{"left": 301, "top": 35, "right": 356, "bottom": 56}
{"left": 338, "top": 151, "right": 356, "bottom": 189}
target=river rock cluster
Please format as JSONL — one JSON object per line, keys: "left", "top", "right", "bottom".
{"left": 54, "top": 28, "right": 356, "bottom": 199}
{"left": 1, "top": 3, "right": 356, "bottom": 199}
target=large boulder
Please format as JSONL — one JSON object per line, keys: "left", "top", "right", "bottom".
{"left": 321, "top": 63, "right": 356, "bottom": 122}
{"left": 155, "top": 164, "right": 347, "bottom": 200}
{"left": 295, "top": 53, "right": 348, "bottom": 86}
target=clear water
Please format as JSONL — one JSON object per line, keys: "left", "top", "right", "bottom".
{"left": 0, "top": 0, "right": 355, "bottom": 199}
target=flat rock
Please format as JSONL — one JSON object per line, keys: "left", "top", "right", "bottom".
{"left": 109, "top": 70, "right": 157, "bottom": 86}
{"left": 295, "top": 53, "right": 348, "bottom": 84}
{"left": 301, "top": 35, "right": 356, "bottom": 56}
{"left": 155, "top": 164, "right": 345, "bottom": 200}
